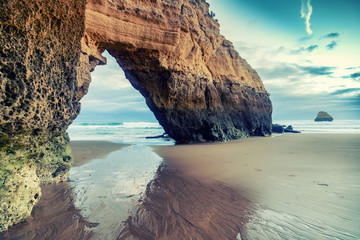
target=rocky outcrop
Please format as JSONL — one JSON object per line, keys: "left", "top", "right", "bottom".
{"left": 82, "top": 0, "right": 272, "bottom": 142}
{"left": 0, "top": 0, "right": 85, "bottom": 231}
{"left": 284, "top": 125, "right": 300, "bottom": 133}
{"left": 272, "top": 124, "right": 300, "bottom": 133}
{"left": 272, "top": 124, "right": 285, "bottom": 133}
{"left": 314, "top": 111, "right": 333, "bottom": 122}
{"left": 1, "top": 0, "right": 271, "bottom": 230}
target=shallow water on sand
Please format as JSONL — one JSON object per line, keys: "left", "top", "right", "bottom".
{"left": 68, "top": 145, "right": 162, "bottom": 239}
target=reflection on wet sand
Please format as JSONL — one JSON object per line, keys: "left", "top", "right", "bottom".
{"left": 4, "top": 134, "right": 358, "bottom": 239}
{"left": 1, "top": 143, "right": 253, "bottom": 240}
{"left": 119, "top": 163, "right": 252, "bottom": 240}
{"left": 0, "top": 182, "right": 96, "bottom": 240}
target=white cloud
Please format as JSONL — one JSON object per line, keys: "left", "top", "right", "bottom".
{"left": 300, "top": 0, "right": 313, "bottom": 35}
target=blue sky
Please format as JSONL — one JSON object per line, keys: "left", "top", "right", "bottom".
{"left": 77, "top": 0, "right": 360, "bottom": 122}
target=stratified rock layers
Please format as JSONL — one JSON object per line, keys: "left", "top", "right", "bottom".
{"left": 0, "top": 0, "right": 272, "bottom": 231}
{"left": 0, "top": 0, "right": 85, "bottom": 231}
{"left": 83, "top": 0, "right": 272, "bottom": 142}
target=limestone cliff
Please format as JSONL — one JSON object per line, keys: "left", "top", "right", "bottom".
{"left": 83, "top": 0, "right": 272, "bottom": 142}
{"left": 0, "top": 0, "right": 271, "bottom": 231}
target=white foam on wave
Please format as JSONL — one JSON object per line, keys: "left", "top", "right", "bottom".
{"left": 274, "top": 120, "right": 360, "bottom": 134}
{"left": 67, "top": 121, "right": 171, "bottom": 144}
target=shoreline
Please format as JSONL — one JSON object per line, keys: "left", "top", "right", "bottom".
{"left": 153, "top": 133, "right": 360, "bottom": 239}
{"left": 2, "top": 134, "right": 359, "bottom": 239}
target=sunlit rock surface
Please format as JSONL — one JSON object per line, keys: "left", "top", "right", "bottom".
{"left": 82, "top": 0, "right": 272, "bottom": 142}
{"left": 0, "top": 0, "right": 271, "bottom": 230}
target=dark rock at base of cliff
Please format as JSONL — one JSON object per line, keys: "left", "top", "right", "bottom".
{"left": 272, "top": 124, "right": 301, "bottom": 134}
{"left": 272, "top": 124, "right": 284, "bottom": 133}
{"left": 314, "top": 111, "right": 333, "bottom": 122}
{"left": 284, "top": 125, "right": 301, "bottom": 133}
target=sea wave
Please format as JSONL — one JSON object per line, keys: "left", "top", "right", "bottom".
{"left": 274, "top": 120, "right": 360, "bottom": 134}
{"left": 68, "top": 121, "right": 171, "bottom": 144}
{"left": 79, "top": 122, "right": 124, "bottom": 126}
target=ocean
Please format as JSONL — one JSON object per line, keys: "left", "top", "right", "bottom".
{"left": 274, "top": 120, "right": 360, "bottom": 134}
{"left": 67, "top": 120, "right": 360, "bottom": 143}
{"left": 2, "top": 120, "right": 359, "bottom": 239}
{"left": 67, "top": 121, "right": 174, "bottom": 145}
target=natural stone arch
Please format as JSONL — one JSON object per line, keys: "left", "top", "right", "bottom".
{"left": 81, "top": 0, "right": 272, "bottom": 143}
{"left": 0, "top": 0, "right": 272, "bottom": 231}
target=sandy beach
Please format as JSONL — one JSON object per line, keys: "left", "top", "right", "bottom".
{"left": 153, "top": 134, "right": 360, "bottom": 239}
{"left": 1, "top": 134, "right": 359, "bottom": 239}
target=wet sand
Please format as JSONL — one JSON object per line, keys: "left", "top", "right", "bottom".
{"left": 0, "top": 141, "right": 126, "bottom": 240}
{"left": 119, "top": 164, "right": 252, "bottom": 239}
{"left": 154, "top": 134, "right": 360, "bottom": 239}
{"left": 1, "top": 134, "right": 359, "bottom": 239}
{"left": 70, "top": 140, "right": 126, "bottom": 167}
{"left": 0, "top": 182, "right": 96, "bottom": 240}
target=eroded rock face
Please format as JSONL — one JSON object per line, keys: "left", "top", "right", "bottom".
{"left": 1, "top": 0, "right": 271, "bottom": 231}
{"left": 83, "top": 0, "right": 272, "bottom": 142}
{"left": 0, "top": 0, "right": 85, "bottom": 231}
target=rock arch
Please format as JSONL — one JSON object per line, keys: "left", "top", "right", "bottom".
{"left": 0, "top": 0, "right": 271, "bottom": 231}
{"left": 81, "top": 0, "right": 272, "bottom": 143}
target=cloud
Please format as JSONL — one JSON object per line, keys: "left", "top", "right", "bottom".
{"left": 291, "top": 44, "right": 318, "bottom": 54}
{"left": 343, "top": 72, "right": 360, "bottom": 81}
{"left": 346, "top": 66, "right": 360, "bottom": 70}
{"left": 298, "top": 36, "right": 313, "bottom": 42}
{"left": 300, "top": 0, "right": 313, "bottom": 35}
{"left": 323, "top": 32, "right": 340, "bottom": 39}
{"left": 298, "top": 65, "right": 336, "bottom": 76}
{"left": 326, "top": 40, "right": 338, "bottom": 50}
{"left": 306, "top": 44, "right": 318, "bottom": 52}
{"left": 331, "top": 88, "right": 360, "bottom": 95}
{"left": 350, "top": 72, "right": 360, "bottom": 80}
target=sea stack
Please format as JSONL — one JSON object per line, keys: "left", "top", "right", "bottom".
{"left": 314, "top": 111, "right": 333, "bottom": 122}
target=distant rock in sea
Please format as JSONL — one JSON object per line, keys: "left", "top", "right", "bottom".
{"left": 314, "top": 111, "right": 333, "bottom": 122}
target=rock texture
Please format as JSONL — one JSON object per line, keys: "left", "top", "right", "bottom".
{"left": 314, "top": 111, "right": 333, "bottom": 122}
{"left": 1, "top": 0, "right": 272, "bottom": 231}
{"left": 83, "top": 0, "right": 272, "bottom": 142}
{"left": 0, "top": 0, "right": 85, "bottom": 231}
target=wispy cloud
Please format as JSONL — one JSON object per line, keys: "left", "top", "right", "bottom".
{"left": 306, "top": 44, "right": 318, "bottom": 52}
{"left": 343, "top": 72, "right": 360, "bottom": 81}
{"left": 291, "top": 44, "right": 318, "bottom": 54}
{"left": 331, "top": 88, "right": 360, "bottom": 95}
{"left": 299, "top": 65, "right": 336, "bottom": 76}
{"left": 322, "top": 32, "right": 340, "bottom": 39}
{"left": 326, "top": 40, "right": 338, "bottom": 50}
{"left": 300, "top": 0, "right": 313, "bottom": 35}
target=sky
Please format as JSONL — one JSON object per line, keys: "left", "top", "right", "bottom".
{"left": 77, "top": 0, "right": 360, "bottom": 122}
